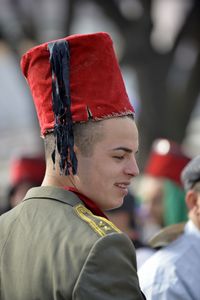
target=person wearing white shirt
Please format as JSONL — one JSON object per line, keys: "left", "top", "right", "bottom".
{"left": 138, "top": 155, "right": 200, "bottom": 300}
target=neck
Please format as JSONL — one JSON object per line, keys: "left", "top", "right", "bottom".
{"left": 42, "top": 171, "right": 76, "bottom": 189}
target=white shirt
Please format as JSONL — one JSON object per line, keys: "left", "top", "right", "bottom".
{"left": 138, "top": 221, "right": 200, "bottom": 300}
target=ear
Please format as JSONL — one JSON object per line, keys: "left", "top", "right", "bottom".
{"left": 185, "top": 190, "right": 198, "bottom": 210}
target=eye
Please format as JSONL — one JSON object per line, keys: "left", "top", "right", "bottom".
{"left": 113, "top": 156, "right": 124, "bottom": 160}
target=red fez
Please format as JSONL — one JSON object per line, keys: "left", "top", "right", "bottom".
{"left": 21, "top": 32, "right": 134, "bottom": 134}
{"left": 10, "top": 156, "right": 46, "bottom": 186}
{"left": 21, "top": 32, "right": 134, "bottom": 175}
{"left": 144, "top": 139, "right": 191, "bottom": 186}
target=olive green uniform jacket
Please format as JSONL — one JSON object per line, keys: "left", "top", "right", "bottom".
{"left": 0, "top": 186, "right": 144, "bottom": 300}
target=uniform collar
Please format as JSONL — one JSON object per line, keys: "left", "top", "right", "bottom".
{"left": 23, "top": 186, "right": 108, "bottom": 219}
{"left": 23, "top": 186, "right": 81, "bottom": 207}
{"left": 64, "top": 186, "right": 108, "bottom": 219}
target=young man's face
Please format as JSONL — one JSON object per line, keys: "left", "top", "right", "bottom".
{"left": 74, "top": 117, "right": 139, "bottom": 210}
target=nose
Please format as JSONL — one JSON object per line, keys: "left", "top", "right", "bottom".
{"left": 124, "top": 157, "right": 139, "bottom": 177}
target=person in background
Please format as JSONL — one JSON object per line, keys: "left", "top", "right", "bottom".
{"left": 0, "top": 32, "right": 145, "bottom": 299}
{"left": 106, "top": 191, "right": 156, "bottom": 269}
{"left": 138, "top": 154, "right": 200, "bottom": 300}
{"left": 136, "top": 138, "right": 190, "bottom": 243}
{"left": 6, "top": 155, "right": 45, "bottom": 210}
{"left": 106, "top": 191, "right": 144, "bottom": 249}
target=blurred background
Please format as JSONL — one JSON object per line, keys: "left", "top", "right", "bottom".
{"left": 0, "top": 0, "right": 200, "bottom": 210}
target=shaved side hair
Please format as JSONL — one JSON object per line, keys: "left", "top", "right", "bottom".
{"left": 44, "top": 115, "right": 134, "bottom": 162}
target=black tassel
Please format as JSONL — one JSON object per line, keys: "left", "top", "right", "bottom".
{"left": 48, "top": 40, "right": 77, "bottom": 175}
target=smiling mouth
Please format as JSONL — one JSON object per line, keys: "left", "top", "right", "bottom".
{"left": 115, "top": 183, "right": 130, "bottom": 190}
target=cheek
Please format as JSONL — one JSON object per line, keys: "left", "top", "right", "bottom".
{"left": 77, "top": 153, "right": 122, "bottom": 191}
{"left": 77, "top": 158, "right": 103, "bottom": 188}
{"left": 96, "top": 164, "right": 118, "bottom": 186}
{"left": 87, "top": 166, "right": 116, "bottom": 198}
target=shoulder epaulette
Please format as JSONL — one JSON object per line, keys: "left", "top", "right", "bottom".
{"left": 74, "top": 204, "right": 121, "bottom": 237}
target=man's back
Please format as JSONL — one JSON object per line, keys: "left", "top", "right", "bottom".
{"left": 0, "top": 186, "right": 144, "bottom": 300}
{"left": 138, "top": 221, "right": 200, "bottom": 300}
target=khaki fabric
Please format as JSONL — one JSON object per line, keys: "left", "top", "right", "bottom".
{"left": 0, "top": 186, "right": 144, "bottom": 299}
{"left": 149, "top": 222, "right": 186, "bottom": 248}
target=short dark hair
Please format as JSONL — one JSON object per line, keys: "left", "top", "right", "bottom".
{"left": 73, "top": 120, "right": 105, "bottom": 156}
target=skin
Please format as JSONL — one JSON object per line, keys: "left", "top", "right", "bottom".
{"left": 43, "top": 117, "right": 139, "bottom": 210}
{"left": 186, "top": 188, "right": 200, "bottom": 229}
{"left": 138, "top": 176, "right": 165, "bottom": 226}
{"left": 143, "top": 185, "right": 164, "bottom": 226}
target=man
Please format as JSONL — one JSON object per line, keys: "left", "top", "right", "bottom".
{"left": 138, "top": 155, "right": 200, "bottom": 300}
{"left": 136, "top": 138, "right": 190, "bottom": 243}
{"left": 0, "top": 32, "right": 145, "bottom": 299}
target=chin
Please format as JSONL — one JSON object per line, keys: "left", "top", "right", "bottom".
{"left": 107, "top": 197, "right": 124, "bottom": 210}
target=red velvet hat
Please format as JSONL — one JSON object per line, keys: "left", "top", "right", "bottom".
{"left": 144, "top": 139, "right": 191, "bottom": 186}
{"left": 10, "top": 156, "right": 46, "bottom": 186}
{"left": 21, "top": 32, "right": 134, "bottom": 175}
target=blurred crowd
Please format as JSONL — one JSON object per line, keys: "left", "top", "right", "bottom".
{"left": 0, "top": 0, "right": 73, "bottom": 208}
{"left": 0, "top": 0, "right": 71, "bottom": 57}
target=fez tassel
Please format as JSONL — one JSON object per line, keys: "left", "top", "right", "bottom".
{"left": 48, "top": 40, "right": 77, "bottom": 175}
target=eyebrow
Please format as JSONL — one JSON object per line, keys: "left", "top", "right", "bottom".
{"left": 112, "top": 147, "right": 133, "bottom": 153}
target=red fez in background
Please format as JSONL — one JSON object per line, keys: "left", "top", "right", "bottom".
{"left": 10, "top": 156, "right": 46, "bottom": 187}
{"left": 21, "top": 32, "right": 134, "bottom": 175}
{"left": 144, "top": 139, "right": 191, "bottom": 186}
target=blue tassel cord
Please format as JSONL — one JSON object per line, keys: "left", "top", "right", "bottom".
{"left": 48, "top": 40, "right": 77, "bottom": 175}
